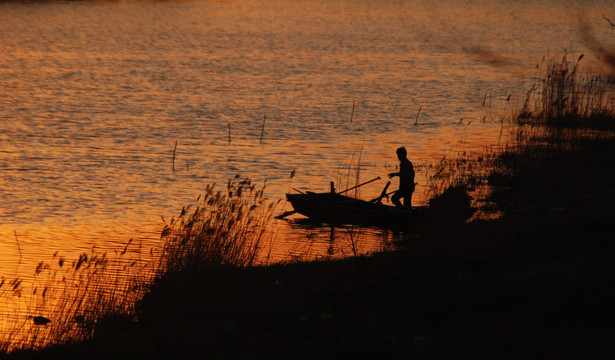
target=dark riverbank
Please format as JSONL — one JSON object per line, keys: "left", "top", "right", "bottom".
{"left": 8, "top": 133, "right": 615, "bottom": 359}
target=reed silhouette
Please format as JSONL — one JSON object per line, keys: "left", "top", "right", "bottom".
{"left": 157, "top": 176, "right": 279, "bottom": 273}
{"left": 516, "top": 53, "right": 615, "bottom": 130}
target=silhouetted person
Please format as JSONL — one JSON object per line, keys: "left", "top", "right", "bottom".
{"left": 388, "top": 147, "right": 415, "bottom": 209}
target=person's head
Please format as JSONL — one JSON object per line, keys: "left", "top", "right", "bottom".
{"left": 396, "top": 146, "right": 407, "bottom": 160}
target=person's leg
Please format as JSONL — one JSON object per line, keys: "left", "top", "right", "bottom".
{"left": 391, "top": 192, "right": 403, "bottom": 208}
{"left": 403, "top": 191, "right": 413, "bottom": 209}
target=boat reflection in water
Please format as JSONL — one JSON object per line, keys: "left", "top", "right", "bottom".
{"left": 281, "top": 216, "right": 403, "bottom": 262}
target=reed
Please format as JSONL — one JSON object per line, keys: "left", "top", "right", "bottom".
{"left": 333, "top": 142, "right": 373, "bottom": 199}
{"left": 156, "top": 176, "right": 279, "bottom": 274}
{"left": 515, "top": 53, "right": 615, "bottom": 130}
{"left": 172, "top": 140, "right": 178, "bottom": 172}
{"left": 0, "top": 241, "right": 150, "bottom": 353}
{"left": 414, "top": 105, "right": 422, "bottom": 126}
{"left": 14, "top": 231, "right": 22, "bottom": 263}
{"left": 0, "top": 177, "right": 280, "bottom": 354}
{"left": 260, "top": 114, "right": 266, "bottom": 143}
{"left": 422, "top": 54, "right": 615, "bottom": 220}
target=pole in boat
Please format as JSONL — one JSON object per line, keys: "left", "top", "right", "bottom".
{"left": 370, "top": 181, "right": 391, "bottom": 203}
{"left": 337, "top": 176, "right": 381, "bottom": 195}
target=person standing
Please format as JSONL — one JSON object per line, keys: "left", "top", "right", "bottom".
{"left": 388, "top": 147, "right": 415, "bottom": 209}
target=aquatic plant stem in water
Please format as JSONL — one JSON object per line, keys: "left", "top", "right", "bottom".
{"left": 260, "top": 114, "right": 266, "bottom": 143}
{"left": 172, "top": 140, "right": 178, "bottom": 172}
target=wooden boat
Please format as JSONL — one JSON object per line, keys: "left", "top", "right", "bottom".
{"left": 282, "top": 181, "right": 475, "bottom": 228}
{"left": 285, "top": 191, "right": 429, "bottom": 228}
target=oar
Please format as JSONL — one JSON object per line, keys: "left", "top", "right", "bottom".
{"left": 337, "top": 176, "right": 381, "bottom": 195}
{"left": 370, "top": 189, "right": 397, "bottom": 203}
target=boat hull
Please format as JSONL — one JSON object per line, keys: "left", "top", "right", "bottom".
{"left": 286, "top": 192, "right": 428, "bottom": 228}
